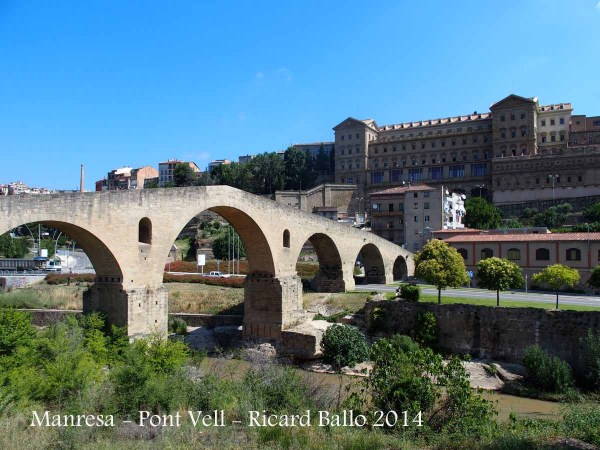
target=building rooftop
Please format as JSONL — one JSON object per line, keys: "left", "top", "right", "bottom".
{"left": 371, "top": 184, "right": 437, "bottom": 196}
{"left": 378, "top": 113, "right": 492, "bottom": 132}
{"left": 444, "top": 232, "right": 600, "bottom": 243}
{"left": 539, "top": 103, "right": 572, "bottom": 112}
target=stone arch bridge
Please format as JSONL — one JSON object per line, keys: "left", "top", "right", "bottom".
{"left": 0, "top": 186, "right": 414, "bottom": 341}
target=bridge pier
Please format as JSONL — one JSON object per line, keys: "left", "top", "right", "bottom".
{"left": 310, "top": 264, "right": 345, "bottom": 292}
{"left": 243, "top": 273, "right": 304, "bottom": 341}
{"left": 83, "top": 282, "right": 168, "bottom": 339}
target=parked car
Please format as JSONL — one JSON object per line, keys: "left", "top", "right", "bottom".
{"left": 208, "top": 271, "right": 225, "bottom": 277}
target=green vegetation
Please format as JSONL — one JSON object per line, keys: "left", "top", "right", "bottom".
{"left": 415, "top": 239, "right": 469, "bottom": 303}
{"left": 533, "top": 203, "right": 572, "bottom": 228}
{"left": 367, "top": 335, "right": 496, "bottom": 438}
{"left": 523, "top": 346, "right": 574, "bottom": 394}
{"left": 581, "top": 329, "right": 600, "bottom": 390}
{"left": 320, "top": 324, "right": 369, "bottom": 370}
{"left": 168, "top": 317, "right": 188, "bottom": 335}
{"left": 583, "top": 201, "right": 600, "bottom": 222}
{"left": 464, "top": 197, "right": 501, "bottom": 229}
{"left": 3, "top": 309, "right": 600, "bottom": 448}
{"left": 476, "top": 257, "right": 524, "bottom": 306}
{"left": 589, "top": 265, "right": 600, "bottom": 290}
{"left": 212, "top": 225, "right": 247, "bottom": 260}
{"left": 0, "top": 233, "right": 30, "bottom": 258}
{"left": 532, "top": 264, "right": 580, "bottom": 309}
{"left": 411, "top": 311, "right": 437, "bottom": 348}
{"left": 400, "top": 283, "right": 421, "bottom": 302}
{"left": 417, "top": 293, "right": 600, "bottom": 311}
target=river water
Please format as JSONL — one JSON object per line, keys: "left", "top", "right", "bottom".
{"left": 199, "top": 357, "right": 560, "bottom": 421}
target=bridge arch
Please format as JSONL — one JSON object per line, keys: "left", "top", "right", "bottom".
{"left": 138, "top": 217, "right": 152, "bottom": 245}
{"left": 393, "top": 255, "right": 408, "bottom": 281}
{"left": 295, "top": 233, "right": 345, "bottom": 292}
{"left": 355, "top": 243, "right": 386, "bottom": 285}
{"left": 1, "top": 220, "right": 122, "bottom": 280}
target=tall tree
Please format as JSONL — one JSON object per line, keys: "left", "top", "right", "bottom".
{"left": 414, "top": 240, "right": 469, "bottom": 303}
{"left": 532, "top": 264, "right": 580, "bottom": 309}
{"left": 284, "top": 146, "right": 306, "bottom": 190}
{"left": 476, "top": 257, "right": 524, "bottom": 306}
{"left": 173, "top": 163, "right": 197, "bottom": 187}
{"left": 315, "top": 145, "right": 331, "bottom": 175}
{"left": 464, "top": 197, "right": 502, "bottom": 229}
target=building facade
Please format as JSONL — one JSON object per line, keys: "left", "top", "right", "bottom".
{"left": 158, "top": 160, "right": 201, "bottom": 186}
{"left": 95, "top": 166, "right": 159, "bottom": 191}
{"left": 370, "top": 184, "right": 443, "bottom": 250}
{"left": 441, "top": 230, "right": 600, "bottom": 290}
{"left": 333, "top": 94, "right": 600, "bottom": 208}
{"left": 274, "top": 183, "right": 358, "bottom": 221}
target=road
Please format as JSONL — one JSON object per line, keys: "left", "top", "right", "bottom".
{"left": 56, "top": 249, "right": 95, "bottom": 273}
{"left": 354, "top": 283, "right": 600, "bottom": 308}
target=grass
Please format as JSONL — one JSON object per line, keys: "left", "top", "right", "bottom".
{"left": 166, "top": 282, "right": 244, "bottom": 315}
{"left": 0, "top": 283, "right": 85, "bottom": 309}
{"left": 418, "top": 293, "right": 600, "bottom": 311}
{"left": 303, "top": 291, "right": 371, "bottom": 313}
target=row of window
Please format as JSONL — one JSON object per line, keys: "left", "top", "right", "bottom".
{"left": 371, "top": 136, "right": 489, "bottom": 153}
{"left": 368, "top": 153, "right": 489, "bottom": 169}
{"left": 370, "top": 164, "right": 487, "bottom": 184}
{"left": 500, "top": 112, "right": 527, "bottom": 121}
{"left": 378, "top": 123, "right": 493, "bottom": 141}
{"left": 540, "top": 118, "right": 565, "bottom": 126}
{"left": 458, "top": 247, "right": 583, "bottom": 262}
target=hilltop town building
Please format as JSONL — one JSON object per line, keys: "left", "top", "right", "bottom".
{"left": 95, "top": 166, "right": 159, "bottom": 191}
{"left": 158, "top": 160, "right": 201, "bottom": 186}
{"left": 333, "top": 94, "right": 600, "bottom": 207}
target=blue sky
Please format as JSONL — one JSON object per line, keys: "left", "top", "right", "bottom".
{"left": 1, "top": 0, "right": 599, "bottom": 190}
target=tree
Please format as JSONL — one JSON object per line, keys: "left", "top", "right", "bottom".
{"left": 588, "top": 266, "right": 600, "bottom": 291}
{"left": 503, "top": 218, "right": 523, "bottom": 229}
{"left": 284, "top": 146, "right": 307, "bottom": 190}
{"left": 211, "top": 225, "right": 247, "bottom": 261}
{"left": 532, "top": 264, "right": 580, "bottom": 309}
{"left": 0, "top": 233, "right": 29, "bottom": 258}
{"left": 173, "top": 163, "right": 197, "bottom": 187}
{"left": 533, "top": 204, "right": 572, "bottom": 228}
{"left": 464, "top": 197, "right": 501, "bottom": 229}
{"left": 320, "top": 324, "right": 369, "bottom": 370}
{"left": 476, "top": 257, "right": 524, "bottom": 306}
{"left": 414, "top": 240, "right": 469, "bottom": 303}
{"left": 584, "top": 202, "right": 600, "bottom": 223}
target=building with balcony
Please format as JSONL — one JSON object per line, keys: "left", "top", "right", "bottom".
{"left": 370, "top": 184, "right": 443, "bottom": 250}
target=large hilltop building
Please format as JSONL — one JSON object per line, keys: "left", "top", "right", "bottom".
{"left": 333, "top": 94, "right": 600, "bottom": 210}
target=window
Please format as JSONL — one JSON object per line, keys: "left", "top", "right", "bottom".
{"left": 388, "top": 203, "right": 394, "bottom": 212}
{"left": 560, "top": 117, "right": 564, "bottom": 125}
{"left": 348, "top": 134, "right": 351, "bottom": 140}
{"left": 511, "top": 130, "right": 516, "bottom": 138}
{"left": 449, "top": 164, "right": 465, "bottom": 178}
{"left": 413, "top": 192, "right": 418, "bottom": 198}
{"left": 409, "top": 168, "right": 423, "bottom": 181}
{"left": 511, "top": 113, "right": 515, "bottom": 120}
{"left": 458, "top": 248, "right": 468, "bottom": 260}
{"left": 507, "top": 248, "right": 521, "bottom": 261}
{"left": 550, "top": 119, "right": 555, "bottom": 126}
{"left": 551, "top": 135, "right": 556, "bottom": 142}
{"left": 560, "top": 133, "right": 565, "bottom": 141}
{"left": 424, "top": 215, "right": 430, "bottom": 222}
{"left": 536, "top": 248, "right": 550, "bottom": 261}
{"left": 521, "top": 112, "right": 525, "bottom": 119}
{"left": 424, "top": 192, "right": 430, "bottom": 198}
{"left": 390, "top": 169, "right": 402, "bottom": 182}
{"left": 481, "top": 248, "right": 493, "bottom": 259}
{"left": 371, "top": 171, "right": 384, "bottom": 184}
{"left": 356, "top": 133, "right": 359, "bottom": 139}
{"left": 542, "top": 136, "right": 546, "bottom": 143}
{"left": 431, "top": 141, "right": 436, "bottom": 148}
{"left": 414, "top": 216, "right": 418, "bottom": 223}
{"left": 501, "top": 131, "right": 506, "bottom": 139}
{"left": 566, "top": 248, "right": 581, "bottom": 261}
{"left": 500, "top": 115, "right": 505, "bottom": 121}
{"left": 413, "top": 202, "right": 418, "bottom": 209}
{"left": 424, "top": 202, "right": 430, "bottom": 209}
{"left": 430, "top": 167, "right": 443, "bottom": 180}
{"left": 472, "top": 163, "right": 488, "bottom": 177}
{"left": 283, "top": 229, "right": 290, "bottom": 248}
{"left": 541, "top": 120, "right": 546, "bottom": 126}
{"left": 341, "top": 135, "right": 344, "bottom": 140}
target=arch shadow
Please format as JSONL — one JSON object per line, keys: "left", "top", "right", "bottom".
{"left": 295, "top": 233, "right": 345, "bottom": 293}
{"left": 355, "top": 243, "right": 386, "bottom": 285}
{"left": 392, "top": 255, "right": 408, "bottom": 281}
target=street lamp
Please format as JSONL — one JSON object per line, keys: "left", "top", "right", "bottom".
{"left": 548, "top": 174, "right": 559, "bottom": 202}
{"left": 475, "top": 184, "right": 485, "bottom": 198}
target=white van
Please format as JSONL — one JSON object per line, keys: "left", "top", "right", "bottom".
{"left": 208, "top": 271, "right": 225, "bottom": 277}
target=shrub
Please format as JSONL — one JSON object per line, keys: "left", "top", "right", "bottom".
{"left": 412, "top": 311, "right": 437, "bottom": 348}
{"left": 369, "top": 306, "right": 387, "bottom": 333}
{"left": 523, "top": 346, "right": 573, "bottom": 393}
{"left": 321, "top": 324, "right": 369, "bottom": 370}
{"left": 400, "top": 284, "right": 420, "bottom": 302}
{"left": 169, "top": 317, "right": 188, "bottom": 335}
{"left": 387, "top": 334, "right": 420, "bottom": 354}
{"left": 581, "top": 329, "right": 600, "bottom": 390}
{"left": 369, "top": 337, "right": 496, "bottom": 436}
{"left": 162, "top": 273, "right": 245, "bottom": 288}
{"left": 45, "top": 273, "right": 96, "bottom": 285}
{"left": 0, "top": 308, "right": 36, "bottom": 357}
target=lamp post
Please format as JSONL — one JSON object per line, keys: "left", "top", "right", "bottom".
{"left": 549, "top": 174, "right": 559, "bottom": 202}
{"left": 475, "top": 184, "right": 485, "bottom": 198}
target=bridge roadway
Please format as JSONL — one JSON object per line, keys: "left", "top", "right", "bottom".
{"left": 0, "top": 185, "right": 413, "bottom": 343}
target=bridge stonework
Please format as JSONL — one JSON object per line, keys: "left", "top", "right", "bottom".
{"left": 0, "top": 186, "right": 414, "bottom": 343}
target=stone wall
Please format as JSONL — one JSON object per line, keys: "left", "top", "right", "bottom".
{"left": 0, "top": 275, "right": 46, "bottom": 290}
{"left": 364, "top": 300, "right": 600, "bottom": 373}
